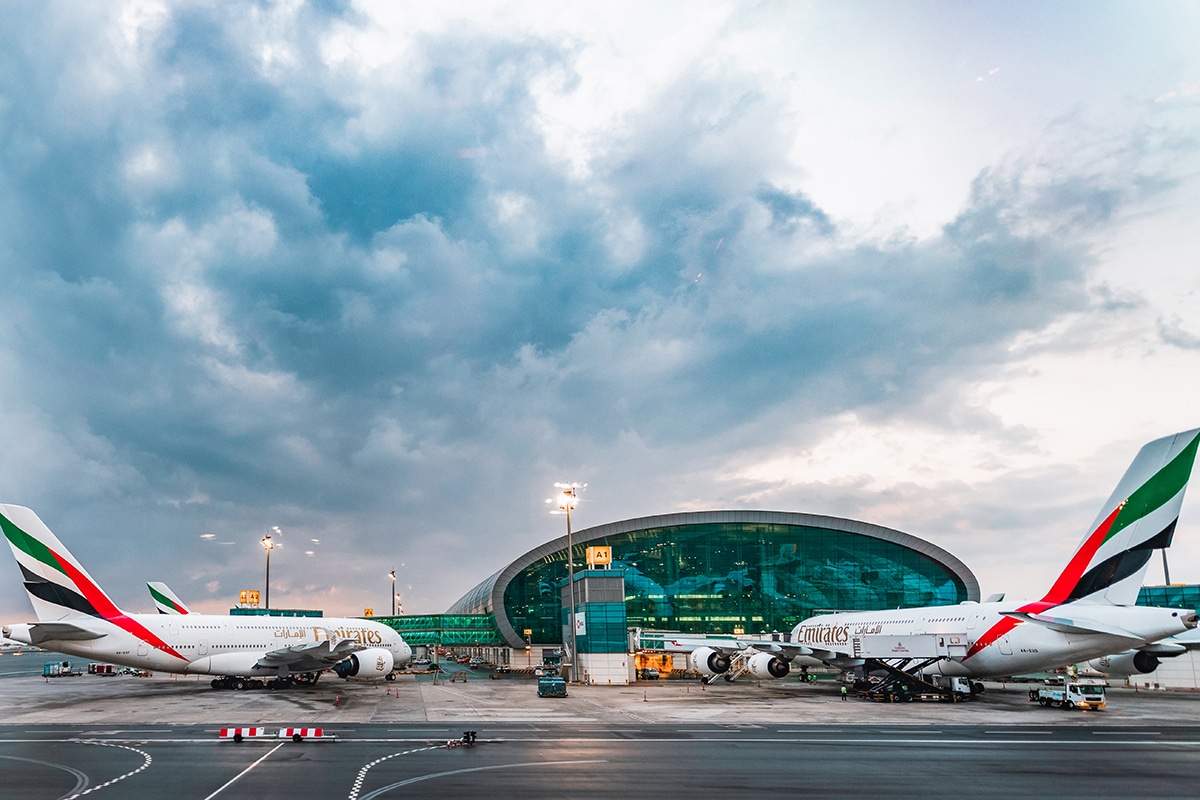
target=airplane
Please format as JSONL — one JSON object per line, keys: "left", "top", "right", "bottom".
{"left": 675, "top": 428, "right": 1200, "bottom": 693}
{"left": 0, "top": 505, "right": 413, "bottom": 689}
{"left": 148, "top": 581, "right": 191, "bottom": 615}
{"left": 1082, "top": 627, "right": 1200, "bottom": 677}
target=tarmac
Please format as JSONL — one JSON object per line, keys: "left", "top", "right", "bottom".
{"left": 5, "top": 657, "right": 1200, "bottom": 727}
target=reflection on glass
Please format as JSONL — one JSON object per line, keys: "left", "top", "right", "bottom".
{"left": 503, "top": 522, "right": 968, "bottom": 644}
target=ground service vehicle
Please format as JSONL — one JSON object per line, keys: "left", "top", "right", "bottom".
{"left": 537, "top": 676, "right": 568, "bottom": 697}
{"left": 43, "top": 661, "right": 79, "bottom": 677}
{"left": 1030, "top": 680, "right": 1106, "bottom": 710}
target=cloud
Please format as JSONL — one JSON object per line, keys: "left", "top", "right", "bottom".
{"left": 0, "top": 2, "right": 1198, "bottom": 618}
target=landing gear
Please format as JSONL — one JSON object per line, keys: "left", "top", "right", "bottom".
{"left": 265, "top": 673, "right": 321, "bottom": 690}
{"left": 209, "top": 671, "right": 325, "bottom": 691}
{"left": 210, "top": 676, "right": 266, "bottom": 690}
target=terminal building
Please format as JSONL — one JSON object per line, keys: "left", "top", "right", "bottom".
{"left": 437, "top": 510, "right": 980, "bottom": 682}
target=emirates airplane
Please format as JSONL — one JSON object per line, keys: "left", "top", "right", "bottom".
{"left": 683, "top": 428, "right": 1200, "bottom": 688}
{"left": 0, "top": 505, "right": 412, "bottom": 689}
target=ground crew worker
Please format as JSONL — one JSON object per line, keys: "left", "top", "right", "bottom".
{"left": 841, "top": 684, "right": 848, "bottom": 701}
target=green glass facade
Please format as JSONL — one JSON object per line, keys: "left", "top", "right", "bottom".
{"left": 448, "top": 512, "right": 977, "bottom": 649}
{"left": 371, "top": 614, "right": 503, "bottom": 646}
{"left": 562, "top": 572, "right": 629, "bottom": 654}
{"left": 1137, "top": 585, "right": 1200, "bottom": 610}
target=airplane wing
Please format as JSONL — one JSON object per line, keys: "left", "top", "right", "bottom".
{"left": 25, "top": 622, "right": 106, "bottom": 645}
{"left": 662, "top": 635, "right": 823, "bottom": 661}
{"left": 254, "top": 630, "right": 364, "bottom": 673}
{"left": 730, "top": 639, "right": 822, "bottom": 660}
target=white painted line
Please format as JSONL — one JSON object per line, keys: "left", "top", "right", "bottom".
{"left": 357, "top": 759, "right": 609, "bottom": 800}
{"left": 66, "top": 742, "right": 152, "bottom": 799}
{"left": 202, "top": 742, "right": 285, "bottom": 800}
{"left": 0, "top": 755, "right": 88, "bottom": 798}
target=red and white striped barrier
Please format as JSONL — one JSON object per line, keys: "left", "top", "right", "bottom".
{"left": 278, "top": 727, "right": 334, "bottom": 742}
{"left": 219, "top": 727, "right": 271, "bottom": 742}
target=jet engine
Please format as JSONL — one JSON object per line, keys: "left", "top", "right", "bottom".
{"left": 746, "top": 652, "right": 790, "bottom": 679}
{"left": 333, "top": 648, "right": 395, "bottom": 680}
{"left": 1087, "top": 649, "right": 1161, "bottom": 676}
{"left": 688, "top": 647, "right": 731, "bottom": 676}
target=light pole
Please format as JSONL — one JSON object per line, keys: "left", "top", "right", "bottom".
{"left": 261, "top": 526, "right": 279, "bottom": 610}
{"left": 390, "top": 570, "right": 397, "bottom": 616}
{"left": 548, "top": 482, "right": 585, "bottom": 682}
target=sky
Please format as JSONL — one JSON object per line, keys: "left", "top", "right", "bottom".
{"left": 1, "top": 1, "right": 1199, "bottom": 622}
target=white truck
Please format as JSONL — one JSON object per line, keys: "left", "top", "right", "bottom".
{"left": 1029, "top": 679, "right": 1107, "bottom": 710}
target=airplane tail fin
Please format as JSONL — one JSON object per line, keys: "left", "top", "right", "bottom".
{"left": 0, "top": 504, "right": 126, "bottom": 622}
{"left": 148, "top": 582, "right": 191, "bottom": 614}
{"left": 1040, "top": 428, "right": 1200, "bottom": 608}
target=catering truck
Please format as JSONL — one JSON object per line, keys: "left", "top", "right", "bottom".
{"left": 1029, "top": 679, "right": 1107, "bottom": 710}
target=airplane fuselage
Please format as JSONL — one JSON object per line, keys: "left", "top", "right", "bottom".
{"left": 5, "top": 613, "right": 411, "bottom": 677}
{"left": 792, "top": 601, "right": 1195, "bottom": 679}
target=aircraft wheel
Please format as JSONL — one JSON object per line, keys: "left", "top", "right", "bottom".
{"left": 385, "top": 673, "right": 396, "bottom": 682}
{"left": 211, "top": 679, "right": 221, "bottom": 689}
{"left": 235, "top": 679, "right": 246, "bottom": 691}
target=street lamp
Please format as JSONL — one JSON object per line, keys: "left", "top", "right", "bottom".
{"left": 547, "top": 482, "right": 585, "bottom": 682}
{"left": 390, "top": 570, "right": 397, "bottom": 616}
{"left": 261, "top": 526, "right": 279, "bottom": 610}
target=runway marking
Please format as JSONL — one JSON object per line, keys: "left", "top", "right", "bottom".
{"left": 1092, "top": 730, "right": 1161, "bottom": 735}
{"left": 355, "top": 759, "right": 609, "bottom": 800}
{"left": 0, "top": 755, "right": 89, "bottom": 798}
{"left": 201, "top": 741, "right": 285, "bottom": 800}
{"left": 348, "top": 746, "right": 442, "bottom": 800}
{"left": 65, "top": 741, "right": 152, "bottom": 799}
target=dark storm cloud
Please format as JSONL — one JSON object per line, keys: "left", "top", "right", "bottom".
{"left": 0, "top": 3, "right": 1181, "bottom": 615}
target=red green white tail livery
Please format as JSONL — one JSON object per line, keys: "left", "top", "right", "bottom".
{"left": 148, "top": 582, "right": 191, "bottom": 615}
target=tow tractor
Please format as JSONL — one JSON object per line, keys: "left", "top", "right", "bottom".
{"left": 1029, "top": 678, "right": 1107, "bottom": 710}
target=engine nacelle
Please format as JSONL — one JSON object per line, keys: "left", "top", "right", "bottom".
{"left": 688, "top": 647, "right": 731, "bottom": 676}
{"left": 333, "top": 648, "right": 395, "bottom": 680}
{"left": 746, "top": 652, "right": 790, "bottom": 679}
{"left": 1087, "top": 649, "right": 1160, "bottom": 676}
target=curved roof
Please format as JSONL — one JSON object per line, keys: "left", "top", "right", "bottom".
{"left": 448, "top": 510, "right": 980, "bottom": 650}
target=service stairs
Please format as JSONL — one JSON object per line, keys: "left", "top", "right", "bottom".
{"left": 858, "top": 657, "right": 971, "bottom": 702}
